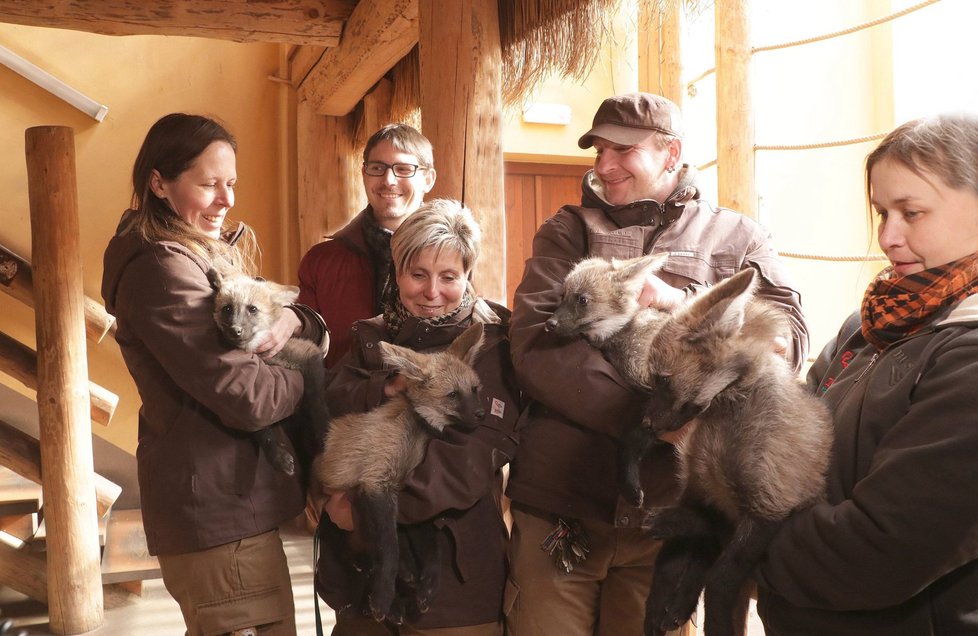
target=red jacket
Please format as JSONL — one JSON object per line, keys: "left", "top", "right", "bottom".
{"left": 297, "top": 208, "right": 378, "bottom": 367}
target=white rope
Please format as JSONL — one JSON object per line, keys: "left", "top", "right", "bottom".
{"left": 778, "top": 251, "right": 887, "bottom": 262}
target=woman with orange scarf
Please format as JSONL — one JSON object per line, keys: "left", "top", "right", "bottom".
{"left": 755, "top": 113, "right": 978, "bottom": 635}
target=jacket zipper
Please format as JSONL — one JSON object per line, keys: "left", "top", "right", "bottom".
{"left": 853, "top": 352, "right": 879, "bottom": 383}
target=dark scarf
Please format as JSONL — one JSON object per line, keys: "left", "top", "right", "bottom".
{"left": 860, "top": 253, "right": 978, "bottom": 350}
{"left": 361, "top": 210, "right": 395, "bottom": 315}
{"left": 382, "top": 287, "right": 474, "bottom": 337}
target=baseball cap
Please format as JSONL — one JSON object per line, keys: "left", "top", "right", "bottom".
{"left": 578, "top": 92, "right": 683, "bottom": 149}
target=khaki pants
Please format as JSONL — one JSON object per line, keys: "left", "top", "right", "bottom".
{"left": 504, "top": 506, "right": 688, "bottom": 636}
{"left": 158, "top": 530, "right": 296, "bottom": 636}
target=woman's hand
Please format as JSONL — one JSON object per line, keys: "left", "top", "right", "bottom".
{"left": 383, "top": 374, "right": 408, "bottom": 398}
{"left": 324, "top": 489, "right": 355, "bottom": 531}
{"left": 638, "top": 274, "right": 685, "bottom": 311}
{"left": 254, "top": 308, "right": 302, "bottom": 358}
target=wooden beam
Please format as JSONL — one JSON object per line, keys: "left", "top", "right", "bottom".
{"left": 298, "top": 0, "right": 419, "bottom": 116}
{"left": 0, "top": 418, "right": 122, "bottom": 518}
{"left": 715, "top": 0, "right": 756, "bottom": 218}
{"left": 639, "top": 0, "right": 684, "bottom": 106}
{"left": 26, "top": 125, "right": 104, "bottom": 634}
{"left": 0, "top": 539, "right": 47, "bottom": 603}
{"left": 0, "top": 0, "right": 355, "bottom": 47}
{"left": 0, "top": 331, "right": 119, "bottom": 427}
{"left": 296, "top": 98, "right": 366, "bottom": 254}
{"left": 0, "top": 244, "right": 115, "bottom": 344}
{"left": 289, "top": 45, "right": 328, "bottom": 87}
{"left": 419, "top": 0, "right": 505, "bottom": 303}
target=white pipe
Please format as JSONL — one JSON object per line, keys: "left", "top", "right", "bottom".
{"left": 0, "top": 43, "right": 109, "bottom": 122}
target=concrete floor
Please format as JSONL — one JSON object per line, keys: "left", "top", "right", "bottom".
{"left": 0, "top": 525, "right": 766, "bottom": 635}
{"left": 0, "top": 524, "right": 336, "bottom": 635}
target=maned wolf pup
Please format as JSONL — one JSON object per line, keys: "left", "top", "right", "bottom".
{"left": 545, "top": 252, "right": 671, "bottom": 506}
{"left": 312, "top": 322, "right": 486, "bottom": 623}
{"left": 207, "top": 267, "right": 330, "bottom": 478}
{"left": 640, "top": 267, "right": 832, "bottom": 636}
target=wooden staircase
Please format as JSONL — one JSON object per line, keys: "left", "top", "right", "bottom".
{"left": 0, "top": 464, "right": 160, "bottom": 595}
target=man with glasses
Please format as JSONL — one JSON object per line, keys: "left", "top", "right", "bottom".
{"left": 298, "top": 123, "right": 437, "bottom": 366}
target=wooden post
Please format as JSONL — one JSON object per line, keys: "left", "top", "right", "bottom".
{"left": 296, "top": 97, "right": 365, "bottom": 254}
{"left": 419, "top": 0, "right": 505, "bottom": 303}
{"left": 715, "top": 0, "right": 756, "bottom": 218}
{"left": 25, "top": 126, "right": 103, "bottom": 634}
{"left": 639, "top": 0, "right": 684, "bottom": 106}
{"left": 0, "top": 244, "right": 115, "bottom": 343}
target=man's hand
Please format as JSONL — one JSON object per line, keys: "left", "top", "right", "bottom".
{"left": 638, "top": 274, "right": 685, "bottom": 311}
{"left": 773, "top": 335, "right": 788, "bottom": 359}
{"left": 323, "top": 489, "right": 355, "bottom": 531}
{"left": 254, "top": 308, "right": 302, "bottom": 358}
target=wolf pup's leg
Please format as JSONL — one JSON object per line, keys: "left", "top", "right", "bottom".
{"left": 255, "top": 426, "right": 296, "bottom": 476}
{"left": 618, "top": 420, "right": 656, "bottom": 507}
{"left": 702, "top": 516, "right": 780, "bottom": 636}
{"left": 644, "top": 535, "right": 721, "bottom": 636}
{"left": 353, "top": 488, "right": 401, "bottom": 623}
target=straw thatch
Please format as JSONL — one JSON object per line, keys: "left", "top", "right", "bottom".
{"left": 349, "top": 0, "right": 711, "bottom": 145}
{"left": 499, "top": 0, "right": 620, "bottom": 105}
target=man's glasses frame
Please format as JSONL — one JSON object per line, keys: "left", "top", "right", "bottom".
{"left": 362, "top": 161, "right": 429, "bottom": 178}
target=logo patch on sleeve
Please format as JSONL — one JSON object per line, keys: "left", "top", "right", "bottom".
{"left": 490, "top": 397, "right": 505, "bottom": 419}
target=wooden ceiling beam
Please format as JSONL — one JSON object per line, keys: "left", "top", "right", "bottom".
{"left": 298, "top": 0, "right": 418, "bottom": 116}
{"left": 0, "top": 1, "right": 356, "bottom": 47}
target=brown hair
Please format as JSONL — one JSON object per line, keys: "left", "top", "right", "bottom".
{"left": 866, "top": 113, "right": 978, "bottom": 200}
{"left": 363, "top": 123, "right": 434, "bottom": 169}
{"left": 127, "top": 113, "right": 257, "bottom": 273}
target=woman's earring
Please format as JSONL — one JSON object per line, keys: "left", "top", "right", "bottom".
{"left": 666, "top": 164, "right": 676, "bottom": 173}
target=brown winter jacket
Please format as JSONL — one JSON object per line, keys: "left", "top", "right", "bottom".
{"left": 756, "top": 297, "right": 978, "bottom": 635}
{"left": 315, "top": 300, "right": 521, "bottom": 628}
{"left": 507, "top": 168, "right": 809, "bottom": 527}
{"left": 298, "top": 208, "right": 379, "bottom": 367}
{"left": 102, "top": 215, "right": 327, "bottom": 556}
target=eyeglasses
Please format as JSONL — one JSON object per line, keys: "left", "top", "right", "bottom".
{"left": 362, "top": 161, "right": 427, "bottom": 178}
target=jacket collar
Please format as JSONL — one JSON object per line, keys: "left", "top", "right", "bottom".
{"left": 331, "top": 207, "right": 373, "bottom": 258}
{"left": 937, "top": 293, "right": 978, "bottom": 327}
{"left": 580, "top": 165, "right": 699, "bottom": 228}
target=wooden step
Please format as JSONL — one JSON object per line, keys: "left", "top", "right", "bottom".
{"left": 100, "top": 508, "right": 160, "bottom": 584}
{"left": 0, "top": 468, "right": 41, "bottom": 517}
{"left": 0, "top": 512, "right": 38, "bottom": 543}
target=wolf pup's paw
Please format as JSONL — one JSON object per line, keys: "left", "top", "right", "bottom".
{"left": 266, "top": 444, "right": 296, "bottom": 476}
{"left": 622, "top": 483, "right": 645, "bottom": 508}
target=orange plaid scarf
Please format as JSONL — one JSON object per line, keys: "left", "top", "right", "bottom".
{"left": 861, "top": 253, "right": 978, "bottom": 350}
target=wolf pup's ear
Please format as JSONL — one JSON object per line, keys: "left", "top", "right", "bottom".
{"left": 264, "top": 281, "right": 300, "bottom": 307}
{"left": 684, "top": 267, "right": 757, "bottom": 341}
{"left": 447, "top": 322, "right": 485, "bottom": 366}
{"left": 206, "top": 267, "right": 224, "bottom": 291}
{"left": 611, "top": 252, "right": 669, "bottom": 288}
{"left": 379, "top": 342, "right": 429, "bottom": 382}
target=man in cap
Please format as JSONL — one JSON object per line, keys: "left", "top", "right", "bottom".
{"left": 504, "top": 93, "right": 809, "bottom": 635}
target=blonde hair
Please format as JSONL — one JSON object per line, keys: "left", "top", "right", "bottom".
{"left": 391, "top": 199, "right": 481, "bottom": 275}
